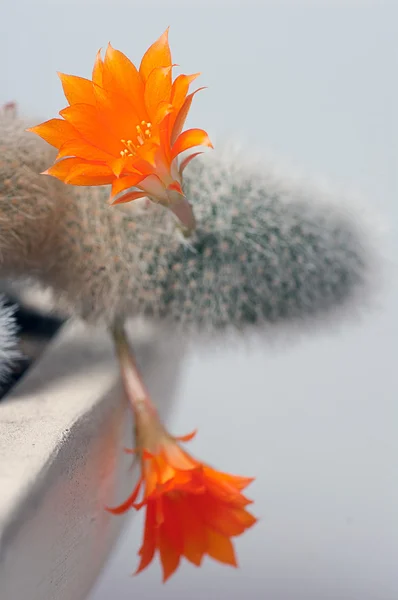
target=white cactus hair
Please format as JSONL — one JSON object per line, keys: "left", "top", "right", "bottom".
{"left": 0, "top": 296, "right": 19, "bottom": 383}
{"left": 0, "top": 109, "right": 69, "bottom": 281}
{"left": 0, "top": 114, "right": 385, "bottom": 344}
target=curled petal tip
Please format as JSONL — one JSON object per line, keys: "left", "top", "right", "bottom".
{"left": 245, "top": 476, "right": 256, "bottom": 485}
{"left": 104, "top": 503, "right": 135, "bottom": 516}
{"left": 174, "top": 429, "right": 197, "bottom": 442}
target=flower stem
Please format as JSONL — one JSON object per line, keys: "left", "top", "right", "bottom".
{"left": 169, "top": 198, "right": 196, "bottom": 236}
{"left": 111, "top": 322, "right": 156, "bottom": 415}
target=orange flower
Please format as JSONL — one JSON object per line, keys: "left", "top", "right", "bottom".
{"left": 28, "top": 29, "right": 212, "bottom": 229}
{"left": 107, "top": 406, "right": 257, "bottom": 582}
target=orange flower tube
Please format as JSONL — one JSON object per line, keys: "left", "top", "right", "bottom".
{"left": 109, "top": 325, "right": 257, "bottom": 582}
{"left": 28, "top": 29, "right": 213, "bottom": 231}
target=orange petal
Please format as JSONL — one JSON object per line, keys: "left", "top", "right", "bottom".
{"left": 133, "top": 145, "right": 159, "bottom": 170}
{"left": 63, "top": 162, "right": 115, "bottom": 185}
{"left": 140, "top": 28, "right": 172, "bottom": 82}
{"left": 171, "top": 128, "right": 213, "bottom": 160}
{"left": 27, "top": 118, "right": 78, "bottom": 150}
{"left": 200, "top": 498, "right": 257, "bottom": 537}
{"left": 105, "top": 479, "right": 142, "bottom": 515}
{"left": 204, "top": 515, "right": 247, "bottom": 538}
{"left": 44, "top": 157, "right": 112, "bottom": 185}
{"left": 43, "top": 157, "right": 80, "bottom": 181}
{"left": 58, "top": 73, "right": 96, "bottom": 105}
{"left": 158, "top": 114, "right": 172, "bottom": 161}
{"left": 179, "top": 498, "right": 207, "bottom": 566}
{"left": 205, "top": 467, "right": 255, "bottom": 492}
{"left": 161, "top": 470, "right": 199, "bottom": 492}
{"left": 174, "top": 429, "right": 197, "bottom": 443}
{"left": 208, "top": 509, "right": 257, "bottom": 537}
{"left": 162, "top": 441, "right": 198, "bottom": 471}
{"left": 60, "top": 103, "right": 121, "bottom": 156}
{"left": 135, "top": 502, "right": 157, "bottom": 575}
{"left": 170, "top": 87, "right": 206, "bottom": 145}
{"left": 179, "top": 151, "right": 203, "bottom": 175}
{"left": 204, "top": 478, "right": 253, "bottom": 508}
{"left": 110, "top": 172, "right": 147, "bottom": 199}
{"left": 102, "top": 44, "right": 146, "bottom": 117}
{"left": 171, "top": 73, "right": 200, "bottom": 112}
{"left": 111, "top": 159, "right": 125, "bottom": 178}
{"left": 57, "top": 139, "right": 115, "bottom": 162}
{"left": 110, "top": 191, "right": 148, "bottom": 205}
{"left": 142, "top": 449, "right": 155, "bottom": 460}
{"left": 158, "top": 523, "right": 181, "bottom": 582}
{"left": 167, "top": 180, "right": 183, "bottom": 194}
{"left": 153, "top": 100, "right": 174, "bottom": 125}
{"left": 144, "top": 66, "right": 172, "bottom": 122}
{"left": 169, "top": 74, "right": 201, "bottom": 137}
{"left": 206, "top": 528, "right": 237, "bottom": 567}
{"left": 155, "top": 496, "right": 165, "bottom": 527}
{"left": 160, "top": 495, "right": 184, "bottom": 555}
{"left": 92, "top": 49, "right": 104, "bottom": 87}
{"left": 91, "top": 83, "right": 140, "bottom": 142}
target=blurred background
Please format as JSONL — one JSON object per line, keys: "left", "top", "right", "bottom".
{"left": 1, "top": 1, "right": 397, "bottom": 599}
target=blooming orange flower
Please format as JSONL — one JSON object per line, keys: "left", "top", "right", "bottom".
{"left": 106, "top": 406, "right": 257, "bottom": 582}
{"left": 27, "top": 29, "right": 212, "bottom": 228}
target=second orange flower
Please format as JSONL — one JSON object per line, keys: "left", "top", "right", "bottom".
{"left": 108, "top": 321, "right": 257, "bottom": 582}
{"left": 107, "top": 418, "right": 257, "bottom": 582}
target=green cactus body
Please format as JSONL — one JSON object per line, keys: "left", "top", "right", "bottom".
{"left": 0, "top": 116, "right": 373, "bottom": 334}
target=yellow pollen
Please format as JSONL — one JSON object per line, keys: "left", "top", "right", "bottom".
{"left": 120, "top": 124, "right": 153, "bottom": 157}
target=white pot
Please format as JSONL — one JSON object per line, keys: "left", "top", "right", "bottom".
{"left": 0, "top": 320, "right": 184, "bottom": 600}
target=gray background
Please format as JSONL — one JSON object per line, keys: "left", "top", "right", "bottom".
{"left": 1, "top": 1, "right": 397, "bottom": 599}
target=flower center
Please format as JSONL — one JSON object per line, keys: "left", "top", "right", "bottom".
{"left": 120, "top": 121, "right": 152, "bottom": 157}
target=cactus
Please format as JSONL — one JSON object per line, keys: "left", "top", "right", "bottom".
{"left": 0, "top": 113, "right": 69, "bottom": 279}
{"left": 0, "top": 296, "right": 19, "bottom": 384}
{"left": 0, "top": 115, "right": 378, "bottom": 335}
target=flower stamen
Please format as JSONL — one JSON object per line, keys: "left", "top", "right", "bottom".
{"left": 120, "top": 122, "right": 152, "bottom": 157}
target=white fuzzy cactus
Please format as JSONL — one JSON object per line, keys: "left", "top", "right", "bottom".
{"left": 0, "top": 296, "right": 19, "bottom": 384}
{"left": 0, "top": 115, "right": 379, "bottom": 338}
